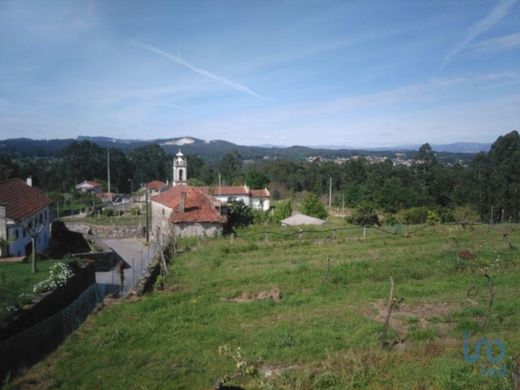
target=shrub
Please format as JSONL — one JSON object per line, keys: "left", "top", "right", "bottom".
{"left": 226, "top": 200, "right": 254, "bottom": 232}
{"left": 300, "top": 193, "right": 328, "bottom": 219}
{"left": 399, "top": 207, "right": 428, "bottom": 224}
{"left": 453, "top": 206, "right": 480, "bottom": 225}
{"left": 427, "top": 209, "right": 441, "bottom": 225}
{"left": 271, "top": 200, "right": 292, "bottom": 224}
{"left": 383, "top": 213, "right": 399, "bottom": 226}
{"left": 33, "top": 262, "right": 73, "bottom": 294}
{"left": 347, "top": 204, "right": 380, "bottom": 226}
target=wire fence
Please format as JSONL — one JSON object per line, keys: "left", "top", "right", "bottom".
{"left": 0, "top": 283, "right": 117, "bottom": 383}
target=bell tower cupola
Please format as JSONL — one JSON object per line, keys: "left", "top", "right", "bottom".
{"left": 173, "top": 149, "right": 187, "bottom": 186}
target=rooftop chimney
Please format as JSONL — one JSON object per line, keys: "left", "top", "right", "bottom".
{"left": 179, "top": 191, "right": 187, "bottom": 213}
{"left": 26, "top": 176, "right": 32, "bottom": 187}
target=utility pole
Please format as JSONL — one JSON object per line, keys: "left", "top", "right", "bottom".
{"left": 145, "top": 184, "right": 149, "bottom": 243}
{"left": 107, "top": 149, "right": 111, "bottom": 194}
{"left": 328, "top": 177, "right": 332, "bottom": 208}
{"left": 218, "top": 172, "right": 222, "bottom": 213}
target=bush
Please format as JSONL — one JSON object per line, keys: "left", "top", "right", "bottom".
{"left": 33, "top": 262, "right": 73, "bottom": 294}
{"left": 272, "top": 200, "right": 292, "bottom": 224}
{"left": 399, "top": 207, "right": 428, "bottom": 224}
{"left": 347, "top": 204, "right": 380, "bottom": 226}
{"left": 102, "top": 208, "right": 114, "bottom": 217}
{"left": 226, "top": 200, "right": 254, "bottom": 233}
{"left": 383, "top": 213, "right": 399, "bottom": 226}
{"left": 453, "top": 206, "right": 480, "bottom": 225}
{"left": 300, "top": 193, "right": 328, "bottom": 219}
{"left": 427, "top": 209, "right": 441, "bottom": 225}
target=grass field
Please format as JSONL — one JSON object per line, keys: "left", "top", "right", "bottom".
{"left": 9, "top": 223, "right": 520, "bottom": 389}
{"left": 0, "top": 260, "right": 60, "bottom": 319}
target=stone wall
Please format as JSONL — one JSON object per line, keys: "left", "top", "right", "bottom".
{"left": 129, "top": 243, "right": 172, "bottom": 297}
{"left": 173, "top": 222, "right": 223, "bottom": 238}
{"left": 64, "top": 222, "right": 145, "bottom": 239}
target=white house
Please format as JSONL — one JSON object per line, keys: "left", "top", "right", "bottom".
{"left": 75, "top": 180, "right": 102, "bottom": 194}
{"left": 0, "top": 178, "right": 52, "bottom": 257}
{"left": 151, "top": 186, "right": 225, "bottom": 242}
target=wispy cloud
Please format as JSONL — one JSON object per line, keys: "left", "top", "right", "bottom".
{"left": 132, "top": 41, "right": 264, "bottom": 99}
{"left": 443, "top": 0, "right": 518, "bottom": 65}
{"left": 470, "top": 31, "right": 520, "bottom": 53}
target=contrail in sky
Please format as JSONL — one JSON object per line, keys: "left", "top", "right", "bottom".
{"left": 443, "top": 0, "right": 517, "bottom": 65}
{"left": 132, "top": 41, "right": 263, "bottom": 99}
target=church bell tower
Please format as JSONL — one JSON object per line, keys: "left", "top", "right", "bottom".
{"left": 173, "top": 149, "right": 187, "bottom": 186}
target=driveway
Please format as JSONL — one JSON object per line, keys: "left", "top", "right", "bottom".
{"left": 95, "top": 238, "right": 158, "bottom": 295}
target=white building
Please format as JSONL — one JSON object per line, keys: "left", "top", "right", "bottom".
{"left": 0, "top": 178, "right": 52, "bottom": 257}
{"left": 173, "top": 150, "right": 188, "bottom": 186}
{"left": 151, "top": 186, "right": 225, "bottom": 242}
{"left": 172, "top": 149, "right": 271, "bottom": 211}
{"left": 75, "top": 180, "right": 102, "bottom": 194}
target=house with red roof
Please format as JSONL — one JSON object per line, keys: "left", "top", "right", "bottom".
{"left": 0, "top": 178, "right": 52, "bottom": 257}
{"left": 146, "top": 180, "right": 168, "bottom": 196}
{"left": 151, "top": 186, "right": 225, "bottom": 242}
{"left": 199, "top": 185, "right": 271, "bottom": 211}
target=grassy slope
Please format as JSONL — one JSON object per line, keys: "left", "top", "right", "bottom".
{"left": 10, "top": 224, "right": 520, "bottom": 389}
{"left": 0, "top": 260, "right": 59, "bottom": 317}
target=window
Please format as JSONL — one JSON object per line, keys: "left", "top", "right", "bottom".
{"left": 14, "top": 228, "right": 19, "bottom": 240}
{"left": 39, "top": 213, "right": 43, "bottom": 224}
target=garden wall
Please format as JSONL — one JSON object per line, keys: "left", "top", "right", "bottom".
{"left": 0, "top": 262, "right": 97, "bottom": 383}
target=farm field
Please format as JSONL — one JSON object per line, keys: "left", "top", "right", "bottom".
{"left": 9, "top": 223, "right": 520, "bottom": 389}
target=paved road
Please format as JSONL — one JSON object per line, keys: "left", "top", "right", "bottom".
{"left": 95, "top": 238, "right": 157, "bottom": 295}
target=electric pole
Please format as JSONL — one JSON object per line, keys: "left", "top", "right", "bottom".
{"left": 328, "top": 177, "right": 332, "bottom": 208}
{"left": 107, "top": 149, "right": 111, "bottom": 194}
{"left": 145, "top": 184, "right": 149, "bottom": 243}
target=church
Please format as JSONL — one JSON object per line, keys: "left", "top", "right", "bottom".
{"left": 150, "top": 150, "right": 270, "bottom": 241}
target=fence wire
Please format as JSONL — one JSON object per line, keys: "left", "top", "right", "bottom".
{"left": 0, "top": 283, "right": 117, "bottom": 383}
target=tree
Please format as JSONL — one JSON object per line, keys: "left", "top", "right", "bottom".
{"left": 300, "top": 193, "right": 328, "bottom": 219}
{"left": 130, "top": 144, "right": 168, "bottom": 185}
{"left": 22, "top": 219, "right": 46, "bottom": 273}
{"left": 226, "top": 200, "right": 254, "bottom": 233}
{"left": 219, "top": 150, "right": 242, "bottom": 185}
{"left": 245, "top": 168, "right": 269, "bottom": 189}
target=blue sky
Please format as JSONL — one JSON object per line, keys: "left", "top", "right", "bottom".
{"left": 0, "top": 0, "right": 519, "bottom": 147}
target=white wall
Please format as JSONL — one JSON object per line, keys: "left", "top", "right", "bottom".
{"left": 5, "top": 206, "right": 50, "bottom": 257}
{"left": 173, "top": 222, "right": 223, "bottom": 238}
{"left": 151, "top": 201, "right": 173, "bottom": 245}
{"left": 251, "top": 197, "right": 270, "bottom": 211}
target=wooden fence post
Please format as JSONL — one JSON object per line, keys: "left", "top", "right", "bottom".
{"left": 332, "top": 229, "right": 336, "bottom": 241}
{"left": 363, "top": 226, "right": 367, "bottom": 239}
{"left": 299, "top": 229, "right": 303, "bottom": 242}
{"left": 230, "top": 233, "right": 234, "bottom": 244}
{"left": 264, "top": 232, "right": 269, "bottom": 244}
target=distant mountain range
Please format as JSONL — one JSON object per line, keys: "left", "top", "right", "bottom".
{"left": 0, "top": 135, "right": 491, "bottom": 162}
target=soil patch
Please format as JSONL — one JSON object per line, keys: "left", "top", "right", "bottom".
{"left": 230, "top": 288, "right": 282, "bottom": 303}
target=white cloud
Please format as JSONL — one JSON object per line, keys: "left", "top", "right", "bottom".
{"left": 443, "top": 0, "right": 518, "bottom": 64}
{"left": 470, "top": 32, "right": 520, "bottom": 53}
{"left": 131, "top": 41, "right": 264, "bottom": 99}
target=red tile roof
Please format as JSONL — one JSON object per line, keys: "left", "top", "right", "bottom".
{"left": 199, "top": 185, "right": 250, "bottom": 196}
{"left": 147, "top": 180, "right": 168, "bottom": 191}
{"left": 0, "top": 178, "right": 51, "bottom": 221}
{"left": 250, "top": 188, "right": 270, "bottom": 198}
{"left": 152, "top": 186, "right": 225, "bottom": 224}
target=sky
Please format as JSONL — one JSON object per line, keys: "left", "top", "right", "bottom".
{"left": 0, "top": 0, "right": 519, "bottom": 148}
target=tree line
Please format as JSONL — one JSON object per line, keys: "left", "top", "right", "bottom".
{"left": 1, "top": 131, "right": 519, "bottom": 222}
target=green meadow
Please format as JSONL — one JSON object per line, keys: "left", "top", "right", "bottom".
{"left": 9, "top": 223, "right": 520, "bottom": 389}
